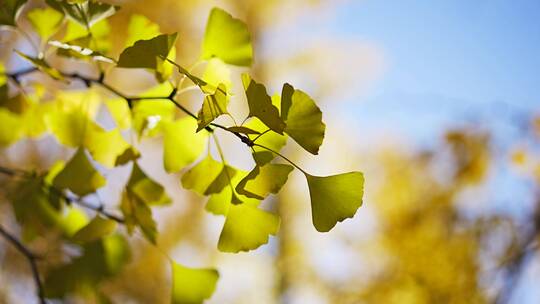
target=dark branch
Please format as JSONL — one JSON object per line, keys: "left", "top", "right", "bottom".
{"left": 0, "top": 225, "right": 46, "bottom": 304}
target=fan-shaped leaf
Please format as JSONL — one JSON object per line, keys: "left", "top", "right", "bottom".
{"left": 45, "top": 0, "right": 118, "bottom": 27}
{"left": 236, "top": 164, "right": 293, "bottom": 199}
{"left": 218, "top": 203, "right": 280, "bottom": 253}
{"left": 171, "top": 261, "right": 219, "bottom": 304}
{"left": 305, "top": 172, "right": 364, "bottom": 232}
{"left": 196, "top": 84, "right": 229, "bottom": 132}
{"left": 117, "top": 33, "right": 177, "bottom": 70}
{"left": 27, "top": 7, "right": 63, "bottom": 40}
{"left": 281, "top": 83, "right": 326, "bottom": 155}
{"left": 120, "top": 190, "right": 157, "bottom": 244}
{"left": 163, "top": 117, "right": 207, "bottom": 173}
{"left": 125, "top": 14, "right": 160, "bottom": 48}
{"left": 127, "top": 162, "right": 170, "bottom": 206}
{"left": 181, "top": 154, "right": 223, "bottom": 196}
{"left": 242, "top": 74, "right": 285, "bottom": 134}
{"left": 53, "top": 147, "right": 106, "bottom": 196}
{"left": 202, "top": 7, "right": 252, "bottom": 66}
{"left": 72, "top": 215, "right": 117, "bottom": 243}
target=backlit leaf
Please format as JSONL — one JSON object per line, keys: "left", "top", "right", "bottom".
{"left": 85, "top": 128, "right": 131, "bottom": 168}
{"left": 117, "top": 33, "right": 177, "bottom": 70}
{"left": 218, "top": 203, "right": 280, "bottom": 253}
{"left": 44, "top": 234, "right": 130, "bottom": 298}
{"left": 72, "top": 215, "right": 117, "bottom": 243}
{"left": 181, "top": 154, "right": 223, "bottom": 196}
{"left": 196, "top": 84, "right": 229, "bottom": 132}
{"left": 281, "top": 83, "right": 326, "bottom": 155}
{"left": 120, "top": 190, "right": 157, "bottom": 244}
{"left": 245, "top": 117, "right": 287, "bottom": 166}
{"left": 27, "top": 7, "right": 63, "bottom": 40}
{"left": 202, "top": 7, "right": 252, "bottom": 66}
{"left": 105, "top": 98, "right": 131, "bottom": 129}
{"left": 53, "top": 147, "right": 106, "bottom": 196}
{"left": 204, "top": 165, "right": 237, "bottom": 195}
{"left": 125, "top": 14, "right": 160, "bottom": 48}
{"left": 171, "top": 261, "right": 219, "bottom": 304}
{"left": 46, "top": 0, "right": 118, "bottom": 27}
{"left": 0, "top": 108, "right": 23, "bottom": 146}
{"left": 127, "top": 162, "right": 170, "bottom": 206}
{"left": 305, "top": 172, "right": 364, "bottom": 232}
{"left": 203, "top": 58, "right": 232, "bottom": 91}
{"left": 163, "top": 117, "right": 207, "bottom": 173}
{"left": 236, "top": 164, "right": 293, "bottom": 199}
{"left": 242, "top": 74, "right": 285, "bottom": 134}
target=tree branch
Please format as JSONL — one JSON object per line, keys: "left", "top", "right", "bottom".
{"left": 0, "top": 225, "right": 46, "bottom": 304}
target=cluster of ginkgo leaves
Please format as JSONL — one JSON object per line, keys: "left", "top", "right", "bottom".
{"left": 0, "top": 0, "right": 364, "bottom": 302}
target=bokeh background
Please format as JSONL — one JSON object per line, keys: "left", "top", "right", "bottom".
{"left": 1, "top": 0, "right": 540, "bottom": 303}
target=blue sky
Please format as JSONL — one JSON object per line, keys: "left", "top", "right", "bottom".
{"left": 329, "top": 0, "right": 540, "bottom": 143}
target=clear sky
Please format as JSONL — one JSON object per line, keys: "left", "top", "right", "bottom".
{"left": 329, "top": 0, "right": 540, "bottom": 144}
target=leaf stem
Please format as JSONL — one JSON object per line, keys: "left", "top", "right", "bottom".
{"left": 253, "top": 144, "right": 308, "bottom": 175}
{"left": 0, "top": 225, "right": 46, "bottom": 304}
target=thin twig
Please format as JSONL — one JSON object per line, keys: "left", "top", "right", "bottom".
{"left": 0, "top": 225, "right": 46, "bottom": 304}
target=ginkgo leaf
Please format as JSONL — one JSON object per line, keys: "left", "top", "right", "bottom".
{"left": 53, "top": 147, "right": 106, "bottom": 197}
{"left": 15, "top": 50, "right": 64, "bottom": 80}
{"left": 242, "top": 74, "right": 285, "bottom": 134}
{"left": 171, "top": 262, "right": 219, "bottom": 304}
{"left": 85, "top": 128, "right": 130, "bottom": 168}
{"left": 117, "top": 33, "right": 177, "bottom": 70}
{"left": 305, "top": 172, "right": 364, "bottom": 232}
{"left": 202, "top": 58, "right": 232, "bottom": 91}
{"left": 27, "top": 7, "right": 63, "bottom": 40}
{"left": 127, "top": 162, "right": 171, "bottom": 206}
{"left": 0, "top": 108, "right": 23, "bottom": 146}
{"left": 205, "top": 169, "right": 260, "bottom": 216}
{"left": 204, "top": 165, "right": 237, "bottom": 195}
{"left": 44, "top": 234, "right": 130, "bottom": 298}
{"left": 226, "top": 126, "right": 260, "bottom": 135}
{"left": 163, "top": 118, "right": 207, "bottom": 173}
{"left": 45, "top": 0, "right": 118, "bottom": 27}
{"left": 46, "top": 110, "right": 100, "bottom": 147}
{"left": 59, "top": 207, "right": 89, "bottom": 238}
{"left": 245, "top": 117, "right": 287, "bottom": 166}
{"left": 181, "top": 154, "right": 223, "bottom": 196}
{"left": 61, "top": 18, "right": 111, "bottom": 52}
{"left": 72, "top": 215, "right": 117, "bottom": 243}
{"left": 125, "top": 14, "right": 160, "bottom": 48}
{"left": 105, "top": 98, "right": 131, "bottom": 129}
{"left": 197, "top": 84, "right": 229, "bottom": 132}
{"left": 115, "top": 146, "right": 140, "bottom": 166}
{"left": 120, "top": 190, "right": 157, "bottom": 244}
{"left": 218, "top": 203, "right": 280, "bottom": 253}
{"left": 202, "top": 7, "right": 252, "bottom": 66}
{"left": 0, "top": 0, "right": 27, "bottom": 26}
{"left": 281, "top": 83, "right": 326, "bottom": 155}
{"left": 236, "top": 164, "right": 293, "bottom": 199}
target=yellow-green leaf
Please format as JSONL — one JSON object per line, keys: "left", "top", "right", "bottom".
{"left": 0, "top": 108, "right": 23, "bottom": 146}
{"left": 27, "top": 7, "right": 63, "bottom": 40}
{"left": 125, "top": 14, "right": 160, "bottom": 48}
{"left": 202, "top": 58, "right": 231, "bottom": 91}
{"left": 105, "top": 98, "right": 131, "bottom": 129}
{"left": 163, "top": 118, "right": 207, "bottom": 173}
{"left": 218, "top": 203, "right": 280, "bottom": 253}
{"left": 202, "top": 7, "right": 252, "bottom": 66}
{"left": 305, "top": 172, "right": 364, "bottom": 232}
{"left": 85, "top": 128, "right": 131, "bottom": 168}
{"left": 204, "top": 165, "right": 237, "bottom": 195}
{"left": 117, "top": 33, "right": 177, "bottom": 70}
{"left": 236, "top": 164, "right": 293, "bottom": 200}
{"left": 171, "top": 261, "right": 219, "bottom": 304}
{"left": 196, "top": 84, "right": 229, "bottom": 132}
{"left": 245, "top": 118, "right": 287, "bottom": 166}
{"left": 181, "top": 154, "right": 223, "bottom": 196}
{"left": 53, "top": 147, "right": 106, "bottom": 196}
{"left": 72, "top": 215, "right": 117, "bottom": 243}
{"left": 120, "top": 190, "right": 157, "bottom": 244}
{"left": 242, "top": 74, "right": 285, "bottom": 134}
{"left": 46, "top": 0, "right": 118, "bottom": 27}
{"left": 281, "top": 83, "right": 326, "bottom": 155}
{"left": 127, "top": 162, "right": 170, "bottom": 206}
